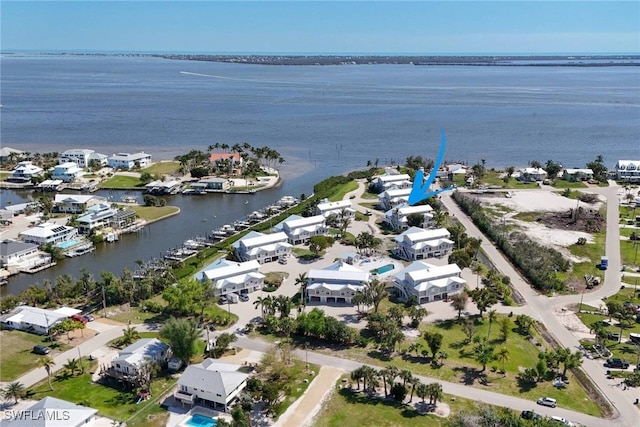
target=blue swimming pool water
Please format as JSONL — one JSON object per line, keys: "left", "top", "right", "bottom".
{"left": 57, "top": 239, "right": 78, "bottom": 249}
{"left": 185, "top": 414, "right": 217, "bottom": 427}
{"left": 371, "top": 264, "right": 395, "bottom": 275}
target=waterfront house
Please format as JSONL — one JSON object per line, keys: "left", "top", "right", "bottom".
{"left": 393, "top": 227, "right": 453, "bottom": 261}
{"left": 306, "top": 260, "right": 370, "bottom": 304}
{"left": 19, "top": 222, "right": 78, "bottom": 246}
{"left": 195, "top": 259, "right": 265, "bottom": 296}
{"left": 0, "top": 305, "right": 81, "bottom": 335}
{"left": 562, "top": 168, "right": 594, "bottom": 182}
{"left": 9, "top": 161, "right": 44, "bottom": 182}
{"left": 1, "top": 396, "right": 99, "bottom": 427}
{"left": 53, "top": 194, "right": 106, "bottom": 214}
{"left": 0, "top": 239, "right": 39, "bottom": 267}
{"left": 107, "top": 152, "right": 152, "bottom": 169}
{"left": 210, "top": 152, "right": 243, "bottom": 167}
{"left": 615, "top": 160, "right": 640, "bottom": 183}
{"left": 274, "top": 214, "right": 328, "bottom": 245}
{"left": 174, "top": 359, "right": 248, "bottom": 411}
{"left": 315, "top": 199, "right": 356, "bottom": 219}
{"left": 145, "top": 179, "right": 181, "bottom": 194}
{"left": 393, "top": 261, "right": 466, "bottom": 303}
{"left": 384, "top": 203, "right": 434, "bottom": 232}
{"left": 77, "top": 204, "right": 136, "bottom": 234}
{"left": 232, "top": 231, "right": 292, "bottom": 263}
{"left": 372, "top": 173, "right": 413, "bottom": 192}
{"left": 0, "top": 147, "right": 25, "bottom": 165}
{"left": 108, "top": 338, "right": 170, "bottom": 380}
{"left": 37, "top": 179, "right": 64, "bottom": 192}
{"left": 59, "top": 148, "right": 107, "bottom": 168}
{"left": 378, "top": 187, "right": 412, "bottom": 211}
{"left": 517, "top": 167, "right": 547, "bottom": 182}
{"left": 51, "top": 162, "right": 84, "bottom": 183}
{"left": 192, "top": 177, "right": 230, "bottom": 192}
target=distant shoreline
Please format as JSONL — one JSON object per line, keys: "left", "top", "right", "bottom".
{"left": 2, "top": 52, "right": 639, "bottom": 67}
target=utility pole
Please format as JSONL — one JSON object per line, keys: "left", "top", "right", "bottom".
{"left": 102, "top": 285, "right": 107, "bottom": 318}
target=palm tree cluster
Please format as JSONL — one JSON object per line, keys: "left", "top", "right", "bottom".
{"left": 354, "top": 232, "right": 382, "bottom": 257}
{"left": 350, "top": 364, "right": 444, "bottom": 408}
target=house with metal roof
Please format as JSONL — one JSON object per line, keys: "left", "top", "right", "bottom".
{"left": 378, "top": 187, "right": 412, "bottom": 211}
{"left": 53, "top": 194, "right": 106, "bottom": 214}
{"left": 384, "top": 203, "right": 434, "bottom": 232}
{"left": 1, "top": 396, "right": 99, "bottom": 427}
{"left": 107, "top": 152, "right": 152, "bottom": 169}
{"left": 77, "top": 204, "right": 136, "bottom": 234}
{"left": 0, "top": 239, "right": 40, "bottom": 267}
{"left": 51, "top": 162, "right": 84, "bottom": 183}
{"left": 372, "top": 173, "right": 413, "bottom": 192}
{"left": 174, "top": 359, "right": 248, "bottom": 411}
{"left": 1, "top": 305, "right": 80, "bottom": 335}
{"left": 59, "top": 148, "right": 107, "bottom": 168}
{"left": 194, "top": 259, "right": 264, "bottom": 296}
{"left": 9, "top": 161, "right": 44, "bottom": 182}
{"left": 615, "top": 160, "right": 640, "bottom": 182}
{"left": 315, "top": 199, "right": 356, "bottom": 219}
{"left": 517, "top": 167, "right": 547, "bottom": 182}
{"left": 274, "top": 214, "right": 328, "bottom": 245}
{"left": 562, "top": 168, "right": 594, "bottom": 182}
{"left": 306, "top": 261, "right": 370, "bottom": 304}
{"left": 191, "top": 177, "right": 230, "bottom": 192}
{"left": 393, "top": 261, "right": 466, "bottom": 304}
{"left": 145, "top": 179, "right": 181, "bottom": 195}
{"left": 232, "top": 231, "right": 292, "bottom": 264}
{"left": 393, "top": 227, "right": 453, "bottom": 261}
{"left": 108, "top": 338, "right": 170, "bottom": 380}
{"left": 19, "top": 223, "right": 78, "bottom": 246}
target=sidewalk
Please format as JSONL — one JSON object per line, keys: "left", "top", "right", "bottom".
{"left": 273, "top": 366, "right": 344, "bottom": 427}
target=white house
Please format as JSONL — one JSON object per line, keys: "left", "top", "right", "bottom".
{"left": 145, "top": 179, "right": 181, "bottom": 194}
{"left": 53, "top": 194, "right": 106, "bottom": 214}
{"left": 2, "top": 396, "right": 99, "bottom": 427}
{"left": 77, "top": 204, "right": 116, "bottom": 234}
{"left": 232, "top": 231, "right": 292, "bottom": 264}
{"left": 562, "top": 168, "right": 594, "bottom": 182}
{"left": 0, "top": 239, "right": 39, "bottom": 267}
{"left": 372, "top": 173, "right": 413, "bottom": 192}
{"left": 0, "top": 146, "right": 25, "bottom": 164}
{"left": 378, "top": 187, "right": 412, "bottom": 211}
{"left": 110, "top": 338, "right": 170, "bottom": 379}
{"left": 615, "top": 160, "right": 640, "bottom": 182}
{"left": 107, "top": 152, "right": 152, "bottom": 169}
{"left": 59, "top": 148, "right": 108, "bottom": 168}
{"left": 274, "top": 214, "right": 327, "bottom": 245}
{"left": 517, "top": 167, "right": 547, "bottom": 182}
{"left": 195, "top": 259, "right": 265, "bottom": 296}
{"left": 0, "top": 306, "right": 81, "bottom": 335}
{"left": 393, "top": 261, "right": 466, "bottom": 304}
{"left": 384, "top": 203, "right": 434, "bottom": 231}
{"left": 174, "top": 359, "right": 249, "bottom": 411}
{"left": 19, "top": 223, "right": 78, "bottom": 246}
{"left": 393, "top": 227, "right": 453, "bottom": 261}
{"left": 51, "top": 162, "right": 84, "bottom": 183}
{"left": 315, "top": 199, "right": 356, "bottom": 219}
{"left": 306, "top": 261, "right": 370, "bottom": 304}
{"left": 9, "top": 161, "right": 44, "bottom": 182}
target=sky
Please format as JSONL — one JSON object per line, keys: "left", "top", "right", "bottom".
{"left": 1, "top": 1, "right": 639, "bottom": 54}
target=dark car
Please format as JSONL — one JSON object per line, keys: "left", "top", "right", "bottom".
{"left": 33, "top": 345, "right": 51, "bottom": 355}
{"left": 82, "top": 314, "right": 95, "bottom": 322}
{"left": 607, "top": 332, "right": 620, "bottom": 341}
{"left": 605, "top": 358, "right": 629, "bottom": 369}
{"left": 521, "top": 410, "right": 541, "bottom": 420}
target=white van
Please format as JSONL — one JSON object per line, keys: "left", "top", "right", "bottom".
{"left": 227, "top": 293, "right": 239, "bottom": 304}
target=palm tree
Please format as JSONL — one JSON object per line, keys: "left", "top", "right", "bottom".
{"left": 294, "top": 273, "right": 308, "bottom": 305}
{"left": 416, "top": 382, "right": 429, "bottom": 403}
{"left": 230, "top": 406, "right": 251, "bottom": 427}
{"left": 471, "top": 262, "right": 486, "bottom": 288}
{"left": 497, "top": 347, "right": 510, "bottom": 375}
{"left": 64, "top": 358, "right": 80, "bottom": 376}
{"left": 437, "top": 350, "right": 449, "bottom": 367}
{"left": 364, "top": 278, "right": 388, "bottom": 313}
{"left": 378, "top": 367, "right": 391, "bottom": 397}
{"left": 350, "top": 366, "right": 364, "bottom": 390}
{"left": 450, "top": 292, "right": 468, "bottom": 321}
{"left": 39, "top": 356, "right": 55, "bottom": 391}
{"left": 486, "top": 309, "right": 497, "bottom": 340}
{"left": 426, "top": 382, "right": 443, "bottom": 406}
{"left": 120, "top": 326, "right": 140, "bottom": 347}
{"left": 253, "top": 295, "right": 267, "bottom": 317}
{"left": 2, "top": 382, "right": 25, "bottom": 404}
{"left": 408, "top": 377, "right": 420, "bottom": 403}
{"left": 399, "top": 369, "right": 413, "bottom": 387}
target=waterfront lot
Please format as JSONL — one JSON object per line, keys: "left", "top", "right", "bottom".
{"left": 0, "top": 330, "right": 70, "bottom": 381}
{"left": 142, "top": 161, "right": 180, "bottom": 175}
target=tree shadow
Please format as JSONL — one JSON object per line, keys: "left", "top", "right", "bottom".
{"left": 367, "top": 350, "right": 393, "bottom": 362}
{"left": 517, "top": 378, "right": 538, "bottom": 393}
{"left": 449, "top": 340, "right": 469, "bottom": 350}
{"left": 451, "top": 366, "right": 481, "bottom": 385}
{"left": 434, "top": 319, "right": 455, "bottom": 330}
{"left": 339, "top": 388, "right": 420, "bottom": 418}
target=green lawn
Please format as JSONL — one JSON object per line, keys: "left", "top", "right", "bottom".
{"left": 142, "top": 161, "right": 180, "bottom": 175}
{"left": 0, "top": 330, "right": 70, "bottom": 381}
{"left": 314, "top": 387, "right": 468, "bottom": 427}
{"left": 477, "top": 173, "right": 539, "bottom": 189}
{"left": 552, "top": 180, "right": 588, "bottom": 189}
{"left": 310, "top": 315, "right": 602, "bottom": 416}
{"left": 621, "top": 238, "right": 640, "bottom": 268}
{"left": 620, "top": 206, "right": 638, "bottom": 224}
{"left": 129, "top": 205, "right": 179, "bottom": 221}
{"left": 328, "top": 181, "right": 359, "bottom": 202}
{"left": 99, "top": 175, "right": 143, "bottom": 189}
{"left": 361, "top": 191, "right": 380, "bottom": 199}
{"left": 28, "top": 359, "right": 178, "bottom": 422}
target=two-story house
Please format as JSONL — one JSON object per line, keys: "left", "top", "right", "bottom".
{"left": 232, "top": 231, "right": 292, "bottom": 263}
{"left": 393, "top": 261, "right": 466, "bottom": 304}
{"left": 274, "top": 214, "right": 327, "bottom": 245}
{"left": 195, "top": 259, "right": 264, "bottom": 296}
{"left": 306, "top": 261, "right": 370, "bottom": 304}
{"left": 393, "top": 227, "right": 453, "bottom": 261}
{"left": 384, "top": 203, "right": 434, "bottom": 232}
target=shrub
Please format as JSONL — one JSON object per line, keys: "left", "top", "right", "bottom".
{"left": 390, "top": 382, "right": 407, "bottom": 402}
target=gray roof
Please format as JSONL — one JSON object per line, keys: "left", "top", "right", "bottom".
{"left": 178, "top": 359, "right": 248, "bottom": 400}
{"left": 113, "top": 338, "right": 169, "bottom": 366}
{"left": 2, "top": 396, "right": 97, "bottom": 427}
{"left": 1, "top": 239, "right": 38, "bottom": 257}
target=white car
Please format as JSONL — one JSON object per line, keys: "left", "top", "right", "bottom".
{"left": 536, "top": 397, "right": 557, "bottom": 408}
{"left": 551, "top": 415, "right": 574, "bottom": 426}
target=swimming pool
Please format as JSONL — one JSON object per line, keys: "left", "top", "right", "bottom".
{"left": 185, "top": 414, "right": 217, "bottom": 427}
{"left": 370, "top": 264, "right": 395, "bottom": 275}
{"left": 57, "top": 239, "right": 78, "bottom": 249}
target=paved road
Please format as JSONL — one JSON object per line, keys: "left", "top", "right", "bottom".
{"left": 440, "top": 183, "right": 638, "bottom": 426}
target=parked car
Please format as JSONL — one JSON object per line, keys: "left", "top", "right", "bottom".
{"left": 536, "top": 397, "right": 557, "bottom": 408}
{"left": 607, "top": 332, "right": 620, "bottom": 341}
{"left": 520, "top": 410, "right": 541, "bottom": 420}
{"left": 238, "top": 293, "right": 249, "bottom": 302}
{"left": 218, "top": 295, "right": 228, "bottom": 305}
{"left": 605, "top": 358, "right": 629, "bottom": 369}
{"left": 551, "top": 415, "right": 574, "bottom": 426}
{"left": 33, "top": 345, "right": 50, "bottom": 355}
{"left": 71, "top": 314, "right": 88, "bottom": 324}
{"left": 82, "top": 314, "right": 95, "bottom": 322}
